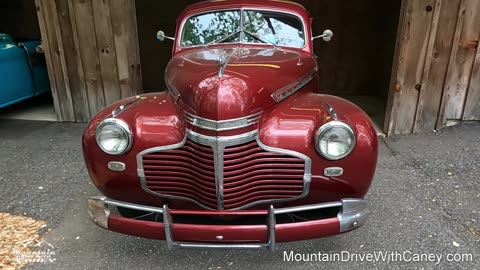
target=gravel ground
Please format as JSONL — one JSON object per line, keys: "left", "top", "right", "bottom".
{"left": 0, "top": 119, "right": 478, "bottom": 270}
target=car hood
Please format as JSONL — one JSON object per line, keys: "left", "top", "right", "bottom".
{"left": 165, "top": 46, "right": 317, "bottom": 120}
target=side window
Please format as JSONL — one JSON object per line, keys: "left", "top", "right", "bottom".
{"left": 181, "top": 11, "right": 241, "bottom": 46}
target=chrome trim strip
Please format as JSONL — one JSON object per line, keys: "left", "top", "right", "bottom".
{"left": 89, "top": 196, "right": 356, "bottom": 216}
{"left": 165, "top": 76, "right": 181, "bottom": 102}
{"left": 184, "top": 111, "right": 262, "bottom": 132}
{"left": 112, "top": 99, "right": 141, "bottom": 118}
{"left": 186, "top": 129, "right": 258, "bottom": 147}
{"left": 136, "top": 129, "right": 311, "bottom": 211}
{"left": 271, "top": 68, "right": 318, "bottom": 103}
{"left": 169, "top": 242, "right": 268, "bottom": 250}
{"left": 88, "top": 196, "right": 369, "bottom": 250}
{"left": 323, "top": 101, "right": 338, "bottom": 120}
{"left": 213, "top": 142, "right": 225, "bottom": 210}
{"left": 89, "top": 196, "right": 164, "bottom": 213}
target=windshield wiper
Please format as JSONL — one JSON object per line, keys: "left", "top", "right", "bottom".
{"left": 204, "top": 29, "right": 277, "bottom": 49}
{"left": 205, "top": 30, "right": 241, "bottom": 47}
{"left": 243, "top": 30, "right": 277, "bottom": 48}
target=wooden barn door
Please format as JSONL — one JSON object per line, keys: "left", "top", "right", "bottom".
{"left": 385, "top": 0, "right": 480, "bottom": 135}
{"left": 35, "top": 0, "right": 142, "bottom": 122}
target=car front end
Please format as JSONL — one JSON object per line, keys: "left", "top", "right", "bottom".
{"left": 82, "top": 0, "right": 378, "bottom": 251}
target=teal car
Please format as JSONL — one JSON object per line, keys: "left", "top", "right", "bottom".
{"left": 0, "top": 33, "right": 50, "bottom": 109}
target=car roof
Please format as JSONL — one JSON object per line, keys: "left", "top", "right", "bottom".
{"left": 179, "top": 0, "right": 309, "bottom": 19}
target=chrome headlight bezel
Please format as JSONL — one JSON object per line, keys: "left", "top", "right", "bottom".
{"left": 315, "top": 121, "right": 356, "bottom": 160}
{"left": 95, "top": 118, "right": 133, "bottom": 155}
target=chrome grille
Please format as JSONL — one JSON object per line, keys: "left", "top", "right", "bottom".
{"left": 222, "top": 141, "right": 305, "bottom": 209}
{"left": 137, "top": 131, "right": 310, "bottom": 210}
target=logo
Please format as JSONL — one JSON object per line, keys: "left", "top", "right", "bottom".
{"left": 13, "top": 239, "right": 56, "bottom": 264}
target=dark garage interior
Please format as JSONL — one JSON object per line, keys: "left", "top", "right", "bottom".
{"left": 0, "top": 0, "right": 56, "bottom": 121}
{"left": 135, "top": 0, "right": 402, "bottom": 134}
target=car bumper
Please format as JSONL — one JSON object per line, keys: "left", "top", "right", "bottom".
{"left": 88, "top": 196, "right": 369, "bottom": 251}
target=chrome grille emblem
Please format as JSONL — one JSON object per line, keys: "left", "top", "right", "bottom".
{"left": 183, "top": 111, "right": 262, "bottom": 132}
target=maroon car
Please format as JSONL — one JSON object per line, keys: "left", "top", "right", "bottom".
{"left": 83, "top": 0, "right": 378, "bottom": 251}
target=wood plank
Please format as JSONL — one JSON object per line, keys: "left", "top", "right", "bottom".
{"left": 387, "top": 0, "right": 436, "bottom": 135}
{"left": 49, "top": 0, "right": 76, "bottom": 122}
{"left": 37, "top": 0, "right": 75, "bottom": 121}
{"left": 70, "top": 0, "right": 105, "bottom": 116}
{"left": 385, "top": 0, "right": 410, "bottom": 135}
{"left": 55, "top": 0, "right": 90, "bottom": 122}
{"left": 110, "top": 0, "right": 142, "bottom": 99}
{"left": 438, "top": 0, "right": 480, "bottom": 126}
{"left": 35, "top": 0, "right": 63, "bottom": 121}
{"left": 127, "top": 0, "right": 143, "bottom": 96}
{"left": 91, "top": 0, "right": 121, "bottom": 106}
{"left": 414, "top": 0, "right": 461, "bottom": 132}
{"left": 413, "top": 0, "right": 442, "bottom": 133}
{"left": 463, "top": 32, "right": 480, "bottom": 120}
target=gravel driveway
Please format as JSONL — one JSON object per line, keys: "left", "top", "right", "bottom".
{"left": 0, "top": 119, "right": 478, "bottom": 270}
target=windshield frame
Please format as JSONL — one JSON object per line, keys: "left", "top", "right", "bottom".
{"left": 177, "top": 7, "right": 308, "bottom": 50}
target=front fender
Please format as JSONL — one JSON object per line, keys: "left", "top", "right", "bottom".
{"left": 82, "top": 93, "right": 186, "bottom": 206}
{"left": 258, "top": 92, "right": 378, "bottom": 203}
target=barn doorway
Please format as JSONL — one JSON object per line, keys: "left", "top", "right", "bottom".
{"left": 0, "top": 0, "right": 56, "bottom": 122}
{"left": 310, "top": 0, "right": 402, "bottom": 136}
{"left": 135, "top": 0, "right": 402, "bottom": 135}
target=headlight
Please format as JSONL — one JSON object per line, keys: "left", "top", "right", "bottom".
{"left": 315, "top": 121, "right": 355, "bottom": 160}
{"left": 95, "top": 118, "right": 133, "bottom": 155}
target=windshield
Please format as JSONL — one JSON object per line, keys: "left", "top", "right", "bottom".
{"left": 181, "top": 9, "right": 305, "bottom": 48}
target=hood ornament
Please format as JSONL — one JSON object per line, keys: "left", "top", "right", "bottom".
{"left": 217, "top": 51, "right": 234, "bottom": 78}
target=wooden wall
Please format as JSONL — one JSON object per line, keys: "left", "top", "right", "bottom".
{"left": 386, "top": 0, "right": 480, "bottom": 135}
{"left": 35, "top": 0, "right": 142, "bottom": 122}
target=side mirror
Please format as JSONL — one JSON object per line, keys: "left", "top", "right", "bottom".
{"left": 156, "top": 30, "right": 175, "bottom": 42}
{"left": 36, "top": 44, "right": 44, "bottom": 54}
{"left": 312, "top": 29, "right": 334, "bottom": 42}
